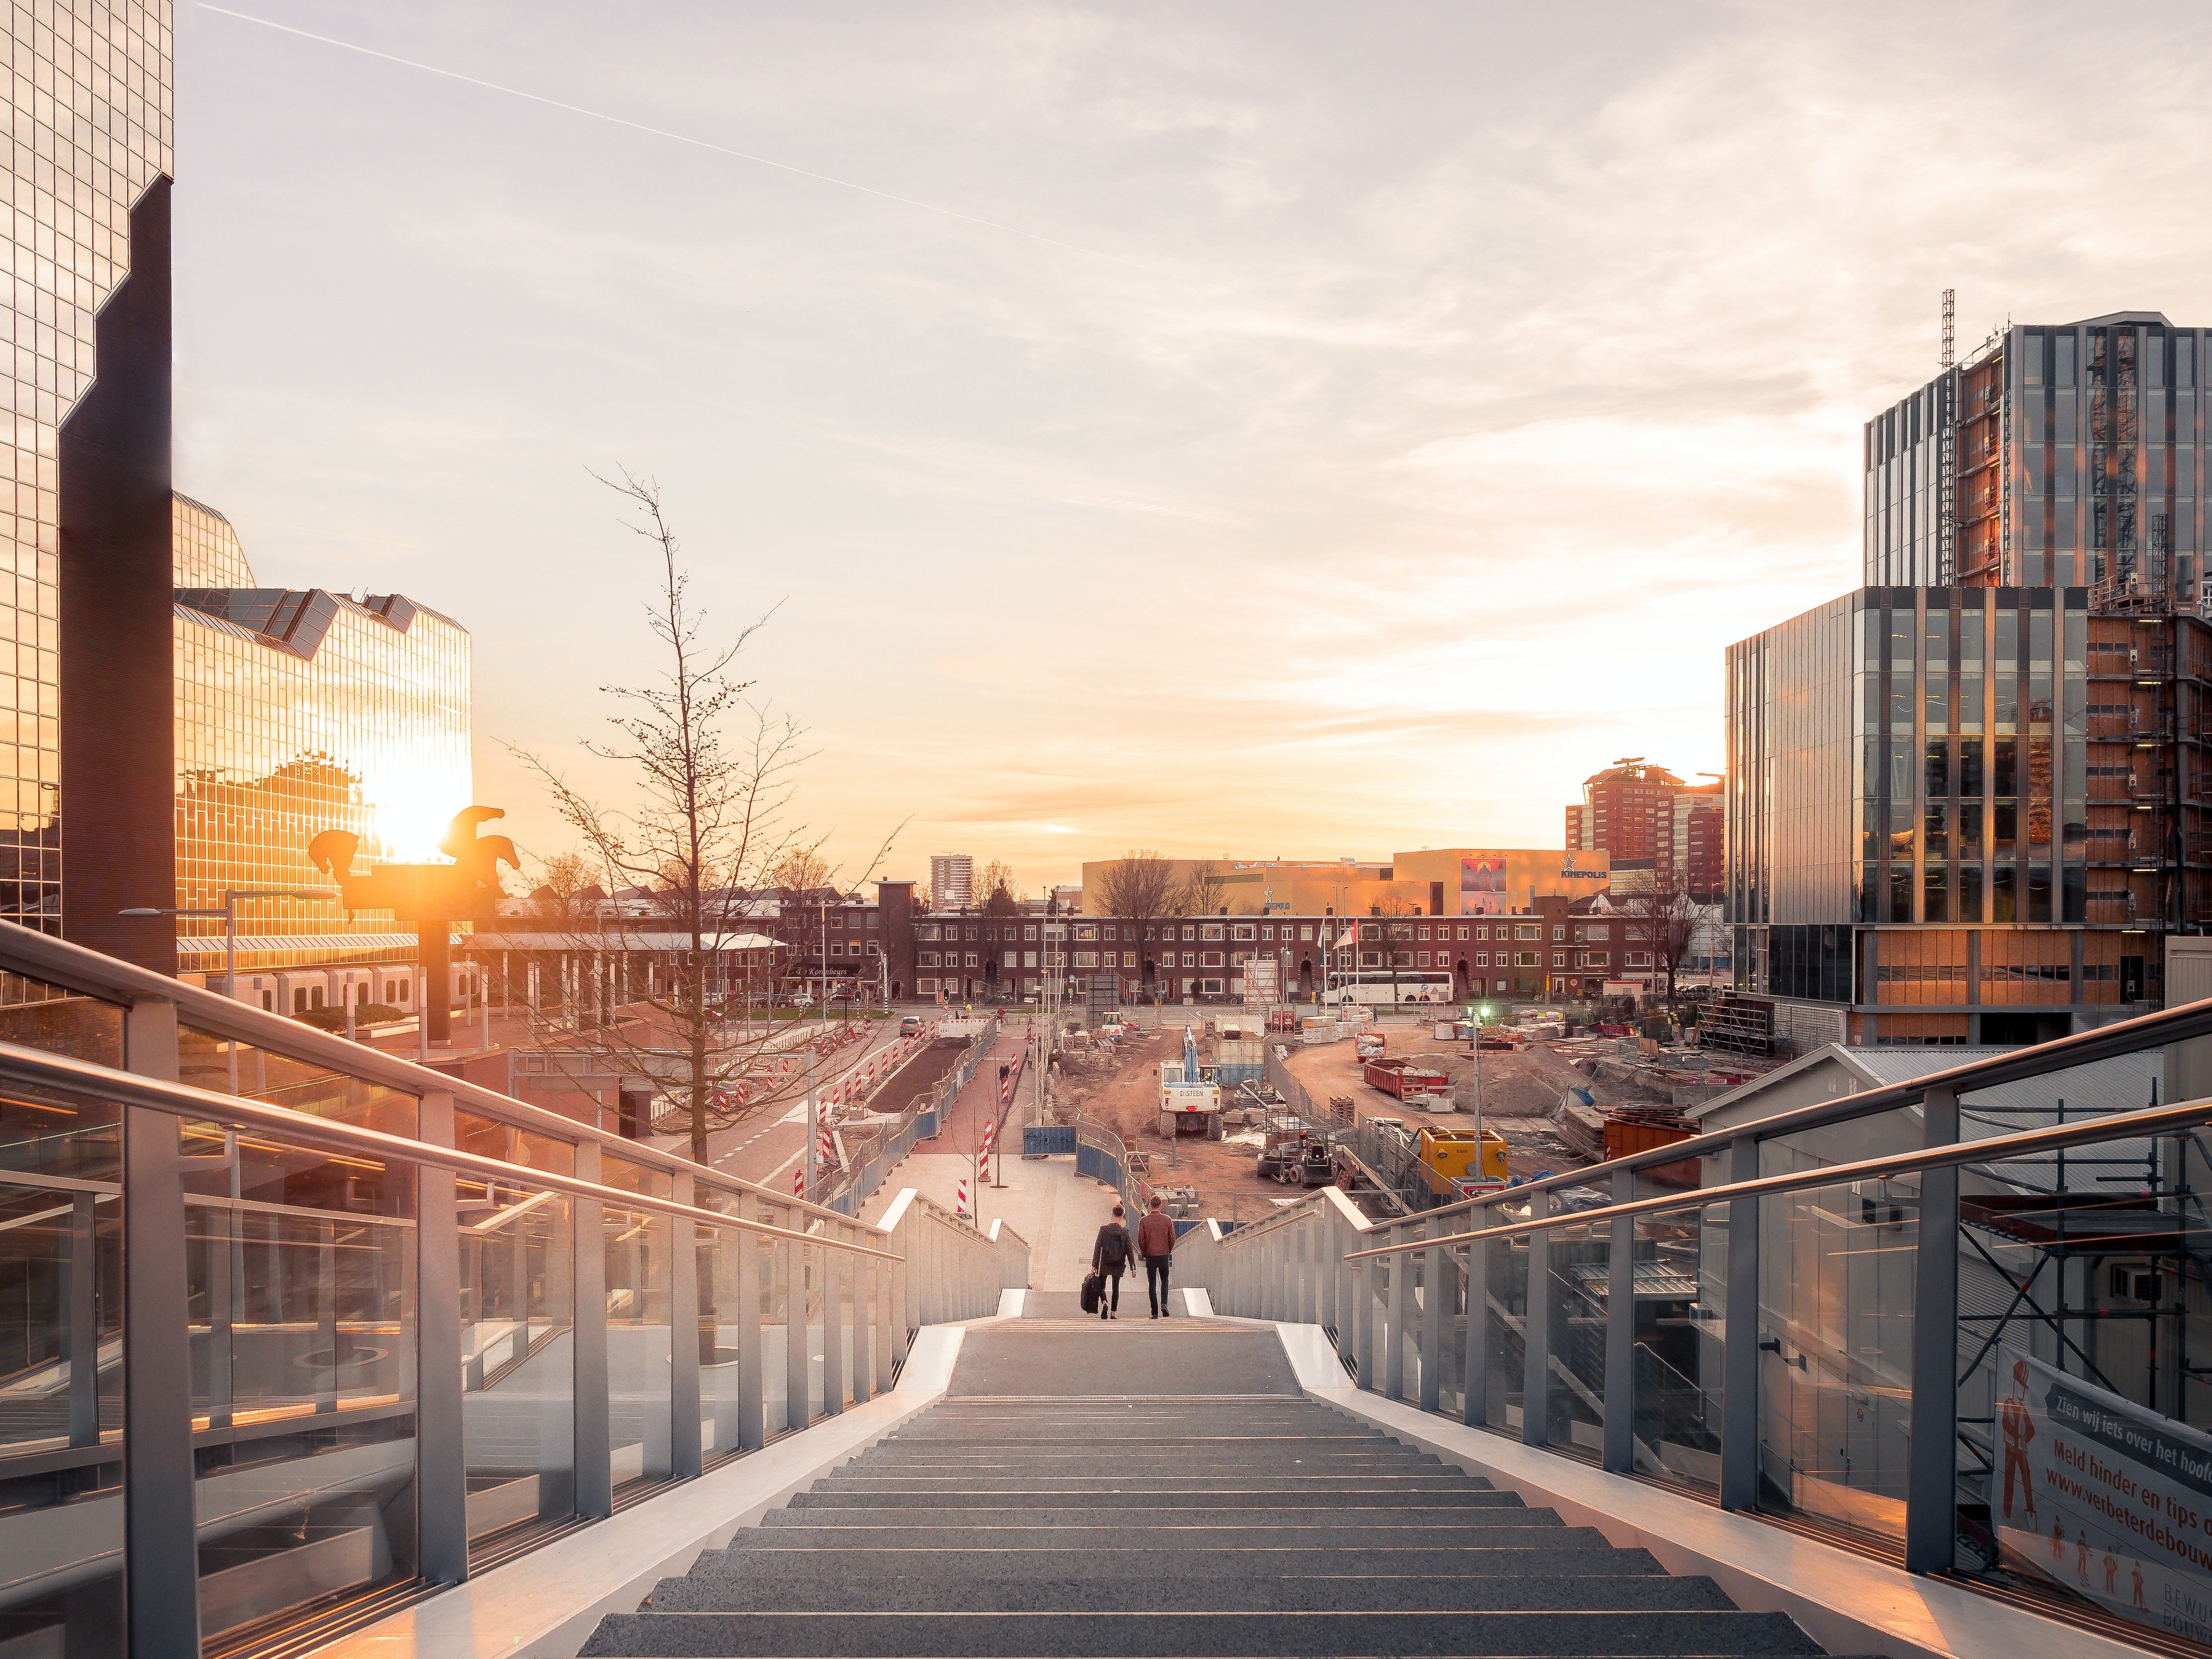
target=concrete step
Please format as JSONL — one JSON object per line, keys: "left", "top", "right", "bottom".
{"left": 805, "top": 1486, "right": 1495, "bottom": 1504}
{"left": 790, "top": 1489, "right": 1526, "bottom": 1510}
{"left": 639, "top": 1570, "right": 1739, "bottom": 1614}
{"left": 579, "top": 1608, "right": 1826, "bottom": 1656}
{"left": 763, "top": 1506, "right": 1552, "bottom": 1528}
{"left": 728, "top": 1523, "right": 1607, "bottom": 1550}
{"left": 674, "top": 1545, "right": 1672, "bottom": 1582}
{"left": 845, "top": 1453, "right": 1446, "bottom": 1468}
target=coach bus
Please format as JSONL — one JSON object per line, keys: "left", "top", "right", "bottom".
{"left": 1325, "top": 970, "right": 1455, "bottom": 1007}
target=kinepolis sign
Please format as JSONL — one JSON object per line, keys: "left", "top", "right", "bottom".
{"left": 1996, "top": 1345, "right": 2212, "bottom": 1642}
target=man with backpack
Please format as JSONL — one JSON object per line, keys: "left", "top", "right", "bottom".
{"left": 1091, "top": 1205, "right": 1136, "bottom": 1320}
{"left": 1137, "top": 1194, "right": 1176, "bottom": 1318}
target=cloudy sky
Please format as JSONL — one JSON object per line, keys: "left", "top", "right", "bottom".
{"left": 170, "top": 0, "right": 2212, "bottom": 895}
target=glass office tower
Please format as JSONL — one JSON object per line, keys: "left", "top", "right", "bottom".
{"left": 1725, "top": 585, "right": 2177, "bottom": 1044}
{"left": 171, "top": 494, "right": 473, "bottom": 980}
{"left": 3, "top": 4, "right": 178, "bottom": 970}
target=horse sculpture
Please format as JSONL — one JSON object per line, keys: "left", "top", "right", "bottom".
{"left": 308, "top": 806, "right": 521, "bottom": 1045}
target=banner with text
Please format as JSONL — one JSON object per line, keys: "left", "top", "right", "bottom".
{"left": 1995, "top": 1345, "right": 2212, "bottom": 1644}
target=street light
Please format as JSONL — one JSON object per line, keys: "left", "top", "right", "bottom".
{"left": 1466, "top": 1001, "right": 1493, "bottom": 1176}
{"left": 121, "top": 886, "right": 340, "bottom": 1091}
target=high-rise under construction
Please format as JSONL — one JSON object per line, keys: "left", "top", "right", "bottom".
{"left": 1865, "top": 310, "right": 2211, "bottom": 604}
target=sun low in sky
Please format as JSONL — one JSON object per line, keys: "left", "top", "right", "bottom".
{"left": 171, "top": 0, "right": 2212, "bottom": 895}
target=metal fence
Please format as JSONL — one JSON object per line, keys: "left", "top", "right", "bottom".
{"left": 0, "top": 921, "right": 1025, "bottom": 1659}
{"left": 813, "top": 1016, "right": 1003, "bottom": 1215}
{"left": 1180, "top": 997, "right": 2212, "bottom": 1648}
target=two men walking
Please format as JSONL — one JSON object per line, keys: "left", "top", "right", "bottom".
{"left": 1091, "top": 1195, "right": 1177, "bottom": 1320}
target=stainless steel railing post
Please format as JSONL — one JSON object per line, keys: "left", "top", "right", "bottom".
{"left": 1420, "top": 1217, "right": 1444, "bottom": 1413}
{"left": 572, "top": 1140, "right": 612, "bottom": 1519}
{"left": 1719, "top": 1136, "right": 1760, "bottom": 1511}
{"left": 1462, "top": 1226, "right": 1488, "bottom": 1428}
{"left": 1522, "top": 1189, "right": 1551, "bottom": 1448}
{"left": 669, "top": 1170, "right": 704, "bottom": 1477}
{"left": 416, "top": 1089, "right": 470, "bottom": 1581}
{"left": 122, "top": 997, "right": 200, "bottom": 1659}
{"left": 735, "top": 1227, "right": 764, "bottom": 1451}
{"left": 1603, "top": 1165, "right": 1635, "bottom": 1475}
{"left": 1905, "top": 1087, "right": 1961, "bottom": 1573}
{"left": 821, "top": 1243, "right": 846, "bottom": 1417}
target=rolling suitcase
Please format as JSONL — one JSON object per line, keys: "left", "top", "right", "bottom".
{"left": 1080, "top": 1272, "right": 1103, "bottom": 1314}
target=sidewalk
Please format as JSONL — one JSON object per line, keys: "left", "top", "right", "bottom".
{"left": 857, "top": 1146, "right": 1114, "bottom": 1295}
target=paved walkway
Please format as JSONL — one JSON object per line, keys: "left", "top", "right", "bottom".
{"left": 860, "top": 1143, "right": 1116, "bottom": 1293}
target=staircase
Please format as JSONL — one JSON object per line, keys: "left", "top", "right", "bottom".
{"left": 581, "top": 1394, "right": 1848, "bottom": 1657}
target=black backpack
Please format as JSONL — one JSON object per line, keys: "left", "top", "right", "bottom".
{"left": 1096, "top": 1225, "right": 1129, "bottom": 1272}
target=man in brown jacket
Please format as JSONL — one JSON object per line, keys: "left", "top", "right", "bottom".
{"left": 1137, "top": 1194, "right": 1177, "bottom": 1319}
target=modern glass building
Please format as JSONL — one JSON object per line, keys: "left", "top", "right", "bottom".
{"left": 1723, "top": 584, "right": 2196, "bottom": 1044}
{"left": 4, "top": 3, "right": 175, "bottom": 973}
{"left": 1866, "top": 311, "right": 2212, "bottom": 607}
{"left": 171, "top": 493, "right": 473, "bottom": 989}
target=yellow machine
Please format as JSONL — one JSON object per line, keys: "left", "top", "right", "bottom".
{"left": 1415, "top": 1124, "right": 1508, "bottom": 1194}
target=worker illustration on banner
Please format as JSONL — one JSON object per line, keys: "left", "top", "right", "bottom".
{"left": 1994, "top": 1345, "right": 2212, "bottom": 1644}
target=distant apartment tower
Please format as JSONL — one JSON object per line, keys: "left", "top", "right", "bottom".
{"left": 1567, "top": 761, "right": 1721, "bottom": 900}
{"left": 930, "top": 853, "right": 974, "bottom": 908}
{"left": 1865, "top": 311, "right": 2212, "bottom": 608}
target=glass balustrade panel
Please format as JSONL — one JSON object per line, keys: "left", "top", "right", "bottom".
{"left": 1945, "top": 1109, "right": 2212, "bottom": 1647}
{"left": 457, "top": 1178, "right": 574, "bottom": 1556}
{"left": 603, "top": 1202, "right": 673, "bottom": 1496}
{"left": 0, "top": 1080, "right": 125, "bottom": 1659}
{"left": 1756, "top": 1173, "right": 1917, "bottom": 1550}
{"left": 177, "top": 1023, "right": 418, "bottom": 1139}
{"left": 181, "top": 1116, "right": 419, "bottom": 1644}
{"left": 759, "top": 1203, "right": 793, "bottom": 1437}
{"left": 1484, "top": 1221, "right": 1529, "bottom": 1436}
{"left": 1629, "top": 1201, "right": 1727, "bottom": 1496}
{"left": 1545, "top": 1218, "right": 1607, "bottom": 1460}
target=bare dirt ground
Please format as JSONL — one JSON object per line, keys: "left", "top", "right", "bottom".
{"left": 1279, "top": 1020, "right": 1687, "bottom": 1184}
{"left": 1040, "top": 1014, "right": 1690, "bottom": 1216}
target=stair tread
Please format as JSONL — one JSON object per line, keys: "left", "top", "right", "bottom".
{"left": 580, "top": 1608, "right": 1826, "bottom": 1658}
{"left": 639, "top": 1573, "right": 1738, "bottom": 1614}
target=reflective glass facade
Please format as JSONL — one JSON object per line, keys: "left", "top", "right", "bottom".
{"left": 1868, "top": 313, "right": 2212, "bottom": 610}
{"left": 1, "top": 3, "right": 172, "bottom": 940}
{"left": 1728, "top": 587, "right": 2140, "bottom": 1040}
{"left": 172, "top": 495, "right": 472, "bottom": 971}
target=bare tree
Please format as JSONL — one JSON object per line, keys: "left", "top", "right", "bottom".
{"left": 530, "top": 849, "right": 600, "bottom": 919}
{"left": 973, "top": 858, "right": 1019, "bottom": 913}
{"left": 510, "top": 469, "right": 896, "bottom": 1164}
{"left": 1619, "top": 870, "right": 1704, "bottom": 1006}
{"left": 1177, "top": 859, "right": 1227, "bottom": 917}
{"left": 1093, "top": 850, "right": 1177, "bottom": 1000}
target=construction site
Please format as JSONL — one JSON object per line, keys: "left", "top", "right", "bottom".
{"left": 1032, "top": 1002, "right": 1781, "bottom": 1224}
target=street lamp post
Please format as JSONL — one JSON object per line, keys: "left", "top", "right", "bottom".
{"left": 122, "top": 886, "right": 340, "bottom": 1093}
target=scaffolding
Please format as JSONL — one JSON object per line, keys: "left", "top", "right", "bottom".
{"left": 1697, "top": 991, "right": 1775, "bottom": 1058}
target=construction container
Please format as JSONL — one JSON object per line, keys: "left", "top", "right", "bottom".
{"left": 1417, "top": 1123, "right": 1509, "bottom": 1190}
{"left": 1603, "top": 1108, "right": 1699, "bottom": 1187}
{"left": 1362, "top": 1056, "right": 1449, "bottom": 1099}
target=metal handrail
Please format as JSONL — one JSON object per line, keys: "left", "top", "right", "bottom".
{"left": 0, "top": 917, "right": 863, "bottom": 1228}
{"left": 0, "top": 1037, "right": 905, "bottom": 1261}
{"left": 1338, "top": 1089, "right": 2212, "bottom": 1261}
{"left": 1398, "top": 990, "right": 2212, "bottom": 1220}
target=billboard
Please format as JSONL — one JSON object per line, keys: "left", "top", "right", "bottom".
{"left": 1992, "top": 1345, "right": 2212, "bottom": 1646}
{"left": 1459, "top": 856, "right": 1506, "bottom": 914}
{"left": 1395, "top": 848, "right": 1612, "bottom": 914}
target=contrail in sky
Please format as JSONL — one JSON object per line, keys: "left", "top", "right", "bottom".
{"left": 198, "top": 3, "right": 1125, "bottom": 262}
